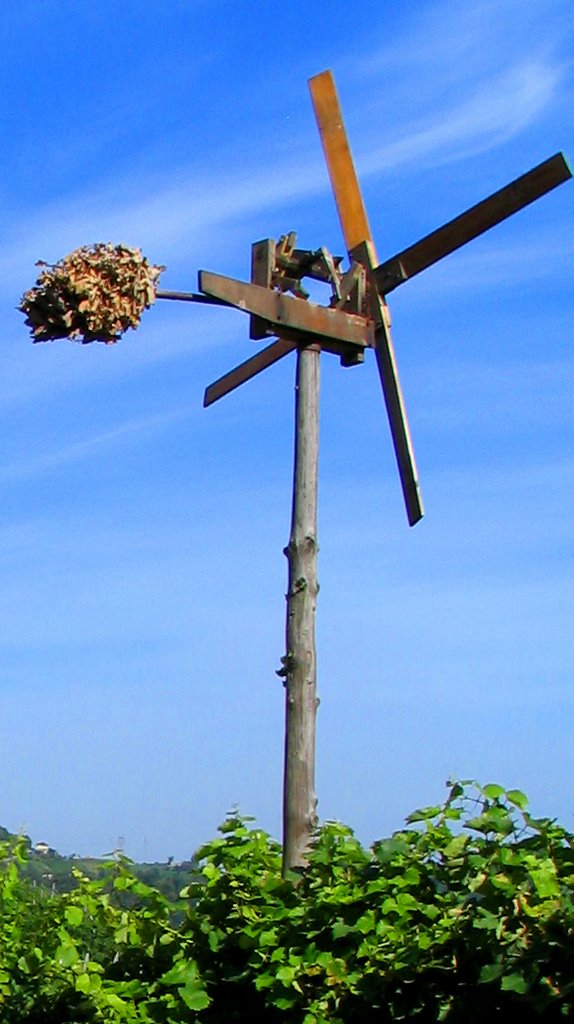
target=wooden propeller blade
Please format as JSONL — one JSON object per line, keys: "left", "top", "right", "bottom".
{"left": 308, "top": 70, "right": 373, "bottom": 251}
{"left": 309, "top": 69, "right": 424, "bottom": 526}
{"left": 204, "top": 338, "right": 295, "bottom": 407}
{"left": 352, "top": 242, "right": 424, "bottom": 527}
{"left": 375, "top": 152, "right": 572, "bottom": 294}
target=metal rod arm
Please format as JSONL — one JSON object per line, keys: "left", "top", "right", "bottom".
{"left": 156, "top": 289, "right": 229, "bottom": 306}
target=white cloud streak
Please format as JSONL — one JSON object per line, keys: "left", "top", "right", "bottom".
{"left": 0, "top": 46, "right": 564, "bottom": 307}
{"left": 358, "top": 60, "right": 563, "bottom": 176}
{"left": 0, "top": 406, "right": 195, "bottom": 484}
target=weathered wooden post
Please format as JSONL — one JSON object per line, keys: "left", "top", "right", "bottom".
{"left": 282, "top": 345, "right": 320, "bottom": 872}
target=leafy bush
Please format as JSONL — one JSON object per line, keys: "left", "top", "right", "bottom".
{"left": 19, "top": 244, "right": 164, "bottom": 345}
{"left": 1, "top": 781, "right": 574, "bottom": 1022}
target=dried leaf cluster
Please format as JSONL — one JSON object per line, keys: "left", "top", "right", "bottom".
{"left": 19, "top": 243, "right": 165, "bottom": 344}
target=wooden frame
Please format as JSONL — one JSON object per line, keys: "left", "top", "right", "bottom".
{"left": 159, "top": 70, "right": 571, "bottom": 528}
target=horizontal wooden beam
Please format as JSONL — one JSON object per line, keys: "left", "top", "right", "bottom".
{"left": 375, "top": 152, "right": 572, "bottom": 294}
{"left": 199, "top": 271, "right": 374, "bottom": 349}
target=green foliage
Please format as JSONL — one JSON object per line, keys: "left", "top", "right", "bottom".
{"left": 1, "top": 782, "right": 574, "bottom": 1022}
{"left": 13, "top": 837, "right": 197, "bottom": 901}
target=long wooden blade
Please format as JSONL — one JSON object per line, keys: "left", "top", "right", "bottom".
{"left": 308, "top": 70, "right": 372, "bottom": 251}
{"left": 375, "top": 152, "right": 572, "bottom": 294}
{"left": 309, "top": 69, "right": 423, "bottom": 526}
{"left": 352, "top": 243, "right": 424, "bottom": 526}
{"left": 204, "top": 338, "right": 294, "bottom": 407}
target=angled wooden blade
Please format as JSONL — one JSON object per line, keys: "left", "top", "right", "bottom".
{"left": 352, "top": 243, "right": 423, "bottom": 526}
{"left": 199, "top": 271, "right": 373, "bottom": 349}
{"left": 375, "top": 153, "right": 572, "bottom": 294}
{"left": 204, "top": 338, "right": 295, "bottom": 407}
{"left": 308, "top": 70, "right": 373, "bottom": 251}
{"left": 309, "top": 69, "right": 423, "bottom": 526}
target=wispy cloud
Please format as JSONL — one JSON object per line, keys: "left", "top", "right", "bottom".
{"left": 0, "top": 405, "right": 195, "bottom": 484}
{"left": 353, "top": 0, "right": 572, "bottom": 87}
{"left": 358, "top": 60, "right": 563, "bottom": 177}
{"left": 0, "top": 51, "right": 565, "bottom": 304}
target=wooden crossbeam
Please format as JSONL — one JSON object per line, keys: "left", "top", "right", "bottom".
{"left": 309, "top": 69, "right": 424, "bottom": 526}
{"left": 375, "top": 153, "right": 572, "bottom": 295}
{"left": 199, "top": 271, "right": 374, "bottom": 349}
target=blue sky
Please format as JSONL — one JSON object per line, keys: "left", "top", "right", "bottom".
{"left": 1, "top": 0, "right": 573, "bottom": 861}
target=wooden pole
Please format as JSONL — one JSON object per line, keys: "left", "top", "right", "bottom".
{"left": 281, "top": 344, "right": 320, "bottom": 874}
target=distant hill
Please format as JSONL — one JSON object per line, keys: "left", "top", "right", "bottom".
{"left": 0, "top": 825, "right": 199, "bottom": 900}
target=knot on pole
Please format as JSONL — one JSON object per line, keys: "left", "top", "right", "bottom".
{"left": 276, "top": 652, "right": 296, "bottom": 682}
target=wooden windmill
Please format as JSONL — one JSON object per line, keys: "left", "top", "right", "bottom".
{"left": 156, "top": 71, "right": 571, "bottom": 869}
